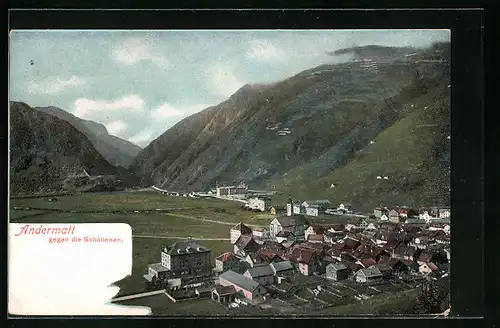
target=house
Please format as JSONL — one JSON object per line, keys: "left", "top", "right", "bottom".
{"left": 382, "top": 239, "right": 402, "bottom": 252}
{"left": 281, "top": 240, "right": 295, "bottom": 249}
{"left": 305, "top": 225, "right": 326, "bottom": 241}
{"left": 211, "top": 285, "right": 238, "bottom": 304}
{"left": 379, "top": 222, "right": 402, "bottom": 232}
{"left": 269, "top": 261, "right": 295, "bottom": 283}
{"left": 252, "top": 227, "right": 268, "bottom": 239}
{"left": 326, "top": 247, "right": 343, "bottom": 261}
{"left": 397, "top": 207, "right": 418, "bottom": 218}
{"left": 365, "top": 223, "right": 378, "bottom": 231}
{"left": 353, "top": 243, "right": 390, "bottom": 262}
{"left": 357, "top": 258, "right": 377, "bottom": 268}
{"left": 374, "top": 206, "right": 389, "bottom": 219}
{"left": 345, "top": 218, "right": 369, "bottom": 231}
{"left": 218, "top": 270, "right": 267, "bottom": 302}
{"left": 325, "top": 262, "right": 350, "bottom": 281}
{"left": 341, "top": 236, "right": 362, "bottom": 251}
{"left": 307, "top": 234, "right": 325, "bottom": 243}
{"left": 337, "top": 203, "right": 352, "bottom": 214}
{"left": 214, "top": 252, "right": 240, "bottom": 273}
{"left": 343, "top": 260, "right": 363, "bottom": 274}
{"left": 419, "top": 262, "right": 439, "bottom": 275}
{"left": 377, "top": 258, "right": 408, "bottom": 273}
{"left": 244, "top": 265, "right": 275, "bottom": 286}
{"left": 154, "top": 240, "right": 212, "bottom": 281}
{"left": 246, "top": 197, "right": 269, "bottom": 212}
{"left": 269, "top": 206, "right": 277, "bottom": 215}
{"left": 275, "top": 230, "right": 295, "bottom": 243}
{"left": 355, "top": 266, "right": 383, "bottom": 283}
{"left": 375, "top": 263, "right": 393, "bottom": 278}
{"left": 380, "top": 214, "right": 389, "bottom": 221}
{"left": 400, "top": 259, "right": 419, "bottom": 273}
{"left": 143, "top": 263, "right": 170, "bottom": 284}
{"left": 419, "top": 208, "right": 439, "bottom": 221}
{"left": 269, "top": 215, "right": 308, "bottom": 240}
{"left": 416, "top": 251, "right": 434, "bottom": 265}
{"left": 230, "top": 222, "right": 253, "bottom": 244}
{"left": 289, "top": 248, "right": 320, "bottom": 276}
{"left": 300, "top": 200, "right": 332, "bottom": 216}
{"left": 388, "top": 209, "right": 402, "bottom": 224}
{"left": 327, "top": 224, "right": 345, "bottom": 233}
{"left": 233, "top": 235, "right": 260, "bottom": 257}
{"left": 254, "top": 249, "right": 283, "bottom": 264}
{"left": 375, "top": 231, "right": 400, "bottom": 245}
{"left": 409, "top": 235, "right": 432, "bottom": 250}
{"left": 392, "top": 245, "right": 420, "bottom": 262}
{"left": 302, "top": 200, "right": 332, "bottom": 211}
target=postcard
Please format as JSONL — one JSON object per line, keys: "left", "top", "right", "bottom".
{"left": 8, "top": 29, "right": 451, "bottom": 317}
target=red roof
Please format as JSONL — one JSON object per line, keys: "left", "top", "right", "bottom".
{"left": 359, "top": 258, "right": 377, "bottom": 268}
{"left": 216, "top": 252, "right": 236, "bottom": 262}
{"left": 290, "top": 248, "right": 316, "bottom": 264}
{"left": 427, "top": 262, "right": 439, "bottom": 271}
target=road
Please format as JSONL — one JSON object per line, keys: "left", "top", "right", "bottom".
{"left": 133, "top": 235, "right": 230, "bottom": 241}
{"left": 163, "top": 212, "right": 267, "bottom": 228}
{"left": 111, "top": 289, "right": 166, "bottom": 302}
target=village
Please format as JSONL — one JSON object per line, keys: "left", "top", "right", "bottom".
{"left": 142, "top": 184, "right": 451, "bottom": 314}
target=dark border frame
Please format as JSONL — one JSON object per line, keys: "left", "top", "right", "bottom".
{"left": 4, "top": 8, "right": 486, "bottom": 327}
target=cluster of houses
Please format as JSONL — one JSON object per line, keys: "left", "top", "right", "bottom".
{"left": 143, "top": 198, "right": 451, "bottom": 309}
{"left": 204, "top": 202, "right": 450, "bottom": 306}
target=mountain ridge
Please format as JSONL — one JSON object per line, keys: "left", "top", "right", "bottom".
{"left": 129, "top": 42, "right": 451, "bottom": 210}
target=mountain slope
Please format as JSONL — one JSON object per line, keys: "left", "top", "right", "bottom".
{"left": 270, "top": 84, "right": 450, "bottom": 210}
{"left": 34, "top": 106, "right": 142, "bottom": 168}
{"left": 130, "top": 42, "right": 450, "bottom": 209}
{"left": 9, "top": 102, "right": 126, "bottom": 194}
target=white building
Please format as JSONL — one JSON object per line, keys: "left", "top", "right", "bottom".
{"left": 246, "top": 197, "right": 268, "bottom": 212}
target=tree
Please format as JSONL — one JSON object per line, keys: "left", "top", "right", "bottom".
{"left": 414, "top": 280, "right": 450, "bottom": 314}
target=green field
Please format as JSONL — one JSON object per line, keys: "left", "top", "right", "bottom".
{"left": 9, "top": 192, "right": 262, "bottom": 296}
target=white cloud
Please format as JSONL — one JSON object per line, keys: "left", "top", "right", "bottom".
{"left": 128, "top": 130, "right": 154, "bottom": 146}
{"left": 128, "top": 102, "right": 211, "bottom": 147}
{"left": 106, "top": 120, "right": 127, "bottom": 135}
{"left": 150, "top": 102, "right": 210, "bottom": 122}
{"left": 206, "top": 64, "right": 245, "bottom": 98}
{"left": 150, "top": 103, "right": 184, "bottom": 121}
{"left": 246, "top": 39, "right": 286, "bottom": 63}
{"left": 27, "top": 75, "right": 85, "bottom": 95}
{"left": 112, "top": 37, "right": 170, "bottom": 68}
{"left": 72, "top": 94, "right": 145, "bottom": 119}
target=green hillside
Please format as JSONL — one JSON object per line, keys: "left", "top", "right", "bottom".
{"left": 272, "top": 84, "right": 450, "bottom": 210}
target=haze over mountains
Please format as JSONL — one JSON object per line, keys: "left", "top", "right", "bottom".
{"left": 9, "top": 42, "right": 451, "bottom": 210}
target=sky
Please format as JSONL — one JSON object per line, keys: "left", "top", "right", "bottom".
{"left": 9, "top": 29, "right": 450, "bottom": 147}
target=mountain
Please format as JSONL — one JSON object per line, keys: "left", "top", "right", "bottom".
{"left": 34, "top": 106, "right": 142, "bottom": 168}
{"left": 129, "top": 42, "right": 450, "bottom": 210}
{"left": 9, "top": 102, "right": 131, "bottom": 194}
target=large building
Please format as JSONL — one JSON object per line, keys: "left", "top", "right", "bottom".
{"left": 144, "top": 240, "right": 212, "bottom": 284}
{"left": 216, "top": 183, "right": 248, "bottom": 197}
